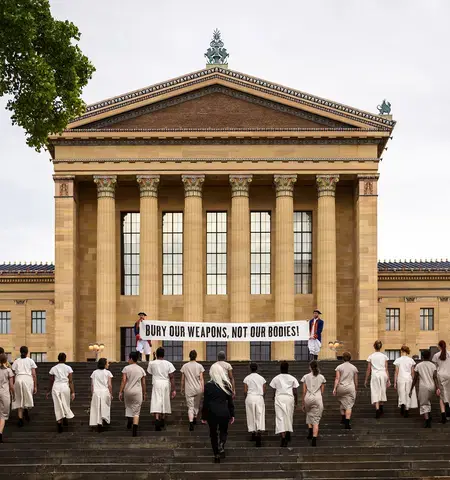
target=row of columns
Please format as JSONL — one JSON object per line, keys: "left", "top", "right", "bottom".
{"left": 90, "top": 174, "right": 341, "bottom": 361}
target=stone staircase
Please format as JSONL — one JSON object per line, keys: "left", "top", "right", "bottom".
{"left": 1, "top": 360, "right": 450, "bottom": 479}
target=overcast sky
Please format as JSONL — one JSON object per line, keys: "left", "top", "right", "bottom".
{"left": 1, "top": 0, "right": 449, "bottom": 264}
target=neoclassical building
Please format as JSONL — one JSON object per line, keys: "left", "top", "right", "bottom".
{"left": 0, "top": 46, "right": 449, "bottom": 362}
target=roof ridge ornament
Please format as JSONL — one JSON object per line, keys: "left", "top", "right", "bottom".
{"left": 377, "top": 99, "right": 392, "bottom": 116}
{"left": 205, "top": 29, "right": 229, "bottom": 69}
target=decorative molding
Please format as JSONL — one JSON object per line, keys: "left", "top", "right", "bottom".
{"left": 229, "top": 175, "right": 252, "bottom": 197}
{"left": 379, "top": 274, "right": 450, "bottom": 281}
{"left": 404, "top": 297, "right": 416, "bottom": 303}
{"left": 358, "top": 174, "right": 379, "bottom": 197}
{"left": 53, "top": 175, "right": 75, "bottom": 198}
{"left": 316, "top": 175, "right": 340, "bottom": 197}
{"left": 182, "top": 175, "right": 205, "bottom": 197}
{"left": 439, "top": 297, "right": 450, "bottom": 302}
{"left": 93, "top": 175, "right": 117, "bottom": 198}
{"left": 14, "top": 300, "right": 27, "bottom": 305}
{"left": 66, "top": 127, "right": 385, "bottom": 133}
{"left": 49, "top": 299, "right": 55, "bottom": 305}
{"left": 0, "top": 277, "right": 54, "bottom": 284}
{"left": 136, "top": 175, "right": 160, "bottom": 198}
{"left": 378, "top": 297, "right": 382, "bottom": 303}
{"left": 274, "top": 175, "right": 297, "bottom": 197}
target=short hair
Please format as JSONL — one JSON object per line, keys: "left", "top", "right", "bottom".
{"left": 250, "top": 362, "right": 258, "bottom": 372}
{"left": 58, "top": 352, "right": 67, "bottom": 363}
{"left": 217, "top": 351, "right": 226, "bottom": 361}
{"left": 0, "top": 353, "right": 7, "bottom": 369}
{"left": 97, "top": 357, "right": 107, "bottom": 369}
{"left": 156, "top": 347, "right": 165, "bottom": 358}
{"left": 129, "top": 351, "right": 139, "bottom": 363}
{"left": 422, "top": 349, "right": 431, "bottom": 361}
{"left": 400, "top": 345, "right": 410, "bottom": 355}
{"left": 20, "top": 346, "right": 28, "bottom": 358}
{"left": 0, "top": 347, "right": 4, "bottom": 355}
{"left": 189, "top": 350, "right": 197, "bottom": 361}
{"left": 373, "top": 340, "right": 382, "bottom": 351}
{"left": 280, "top": 361, "right": 289, "bottom": 374}
{"left": 342, "top": 351, "right": 352, "bottom": 362}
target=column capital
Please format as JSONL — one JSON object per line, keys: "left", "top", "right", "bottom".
{"left": 274, "top": 174, "right": 297, "bottom": 197}
{"left": 53, "top": 175, "right": 75, "bottom": 197}
{"left": 357, "top": 174, "right": 379, "bottom": 196}
{"left": 316, "top": 174, "right": 339, "bottom": 197}
{"left": 182, "top": 175, "right": 205, "bottom": 197}
{"left": 137, "top": 175, "right": 160, "bottom": 197}
{"left": 229, "top": 174, "right": 252, "bottom": 197}
{"left": 94, "top": 175, "right": 117, "bottom": 198}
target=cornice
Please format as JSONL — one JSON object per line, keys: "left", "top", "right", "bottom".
{"left": 0, "top": 277, "right": 55, "bottom": 284}
{"left": 379, "top": 274, "right": 450, "bottom": 281}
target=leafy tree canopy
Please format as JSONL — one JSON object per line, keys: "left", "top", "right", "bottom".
{"left": 0, "top": 0, "right": 95, "bottom": 151}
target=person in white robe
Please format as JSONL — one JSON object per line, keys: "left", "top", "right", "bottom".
{"left": 0, "top": 352, "right": 14, "bottom": 443}
{"left": 46, "top": 352, "right": 75, "bottom": 432}
{"left": 269, "top": 361, "right": 299, "bottom": 447}
{"left": 393, "top": 345, "right": 417, "bottom": 417}
{"left": 243, "top": 362, "right": 266, "bottom": 447}
{"left": 433, "top": 340, "right": 450, "bottom": 422}
{"left": 89, "top": 358, "right": 113, "bottom": 431}
{"left": 147, "top": 347, "right": 176, "bottom": 431}
{"left": 11, "top": 346, "right": 37, "bottom": 427}
{"left": 180, "top": 349, "right": 204, "bottom": 431}
{"left": 364, "top": 340, "right": 390, "bottom": 419}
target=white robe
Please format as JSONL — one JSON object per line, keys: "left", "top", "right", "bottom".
{"left": 52, "top": 383, "right": 75, "bottom": 421}
{"left": 150, "top": 379, "right": 171, "bottom": 414}
{"left": 89, "top": 390, "right": 111, "bottom": 426}
{"left": 396, "top": 377, "right": 418, "bottom": 409}
{"left": 370, "top": 370, "right": 388, "bottom": 404}
{"left": 12, "top": 375, "right": 34, "bottom": 410}
{"left": 245, "top": 394, "right": 265, "bottom": 432}
{"left": 274, "top": 394, "right": 294, "bottom": 434}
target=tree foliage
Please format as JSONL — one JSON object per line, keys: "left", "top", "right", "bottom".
{"left": 0, "top": 0, "right": 95, "bottom": 151}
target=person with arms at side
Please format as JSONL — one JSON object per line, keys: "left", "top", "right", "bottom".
{"left": 119, "top": 351, "right": 147, "bottom": 437}
{"left": 364, "top": 340, "right": 390, "bottom": 419}
{"left": 393, "top": 345, "right": 417, "bottom": 418}
{"left": 202, "top": 362, "right": 235, "bottom": 463}
{"left": 89, "top": 358, "right": 113, "bottom": 432}
{"left": 243, "top": 362, "right": 266, "bottom": 447}
{"left": 308, "top": 309, "right": 324, "bottom": 361}
{"left": 333, "top": 351, "right": 358, "bottom": 429}
{"left": 11, "top": 346, "right": 37, "bottom": 427}
{"left": 0, "top": 353, "right": 14, "bottom": 442}
{"left": 212, "top": 351, "right": 235, "bottom": 398}
{"left": 410, "top": 349, "right": 441, "bottom": 427}
{"left": 134, "top": 312, "right": 152, "bottom": 362}
{"left": 432, "top": 340, "right": 450, "bottom": 422}
{"left": 147, "top": 347, "right": 176, "bottom": 431}
{"left": 46, "top": 352, "right": 75, "bottom": 433}
{"left": 302, "top": 360, "right": 326, "bottom": 446}
{"left": 180, "top": 349, "right": 204, "bottom": 431}
{"left": 270, "top": 361, "right": 299, "bottom": 447}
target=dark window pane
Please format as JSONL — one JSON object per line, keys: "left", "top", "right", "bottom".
{"left": 31, "top": 311, "right": 46, "bottom": 334}
{"left": 206, "top": 342, "right": 228, "bottom": 361}
{"left": 251, "top": 212, "right": 271, "bottom": 295}
{"left": 122, "top": 212, "right": 140, "bottom": 296}
{"left": 294, "top": 212, "right": 312, "bottom": 295}
{"left": 295, "top": 341, "right": 309, "bottom": 360}
{"left": 0, "top": 311, "right": 11, "bottom": 335}
{"left": 250, "top": 342, "right": 271, "bottom": 361}
{"left": 162, "top": 341, "right": 183, "bottom": 362}
{"left": 163, "top": 213, "right": 184, "bottom": 295}
{"left": 206, "top": 212, "right": 227, "bottom": 295}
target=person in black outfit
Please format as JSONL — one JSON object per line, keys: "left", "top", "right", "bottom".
{"left": 202, "top": 362, "right": 235, "bottom": 463}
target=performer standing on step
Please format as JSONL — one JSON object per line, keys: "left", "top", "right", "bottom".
{"left": 119, "top": 351, "right": 147, "bottom": 437}
{"left": 11, "top": 346, "right": 37, "bottom": 427}
{"left": 410, "top": 349, "right": 441, "bottom": 427}
{"left": 0, "top": 353, "right": 14, "bottom": 443}
{"left": 393, "top": 345, "right": 417, "bottom": 417}
{"left": 364, "top": 340, "right": 390, "bottom": 419}
{"left": 333, "top": 351, "right": 358, "bottom": 429}
{"left": 134, "top": 312, "right": 151, "bottom": 362}
{"left": 147, "top": 347, "right": 176, "bottom": 431}
{"left": 270, "top": 361, "right": 299, "bottom": 447}
{"left": 46, "top": 352, "right": 75, "bottom": 433}
{"left": 89, "top": 358, "right": 113, "bottom": 432}
{"left": 432, "top": 340, "right": 450, "bottom": 421}
{"left": 243, "top": 362, "right": 266, "bottom": 447}
{"left": 308, "top": 309, "right": 324, "bottom": 360}
{"left": 180, "top": 349, "right": 204, "bottom": 431}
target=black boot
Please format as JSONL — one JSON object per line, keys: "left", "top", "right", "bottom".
{"left": 127, "top": 417, "right": 133, "bottom": 430}
{"left": 251, "top": 432, "right": 256, "bottom": 441}
{"left": 375, "top": 409, "right": 381, "bottom": 419}
{"left": 160, "top": 418, "right": 165, "bottom": 429}
{"left": 425, "top": 417, "right": 432, "bottom": 428}
{"left": 57, "top": 422, "right": 63, "bottom": 434}
{"left": 379, "top": 405, "right": 384, "bottom": 416}
{"left": 340, "top": 414, "right": 345, "bottom": 424}
{"left": 24, "top": 409, "right": 30, "bottom": 422}
{"left": 145, "top": 354, "right": 150, "bottom": 362}
{"left": 214, "top": 454, "right": 221, "bottom": 463}
{"left": 400, "top": 404, "right": 405, "bottom": 416}
{"left": 404, "top": 409, "right": 409, "bottom": 418}
{"left": 307, "top": 428, "right": 313, "bottom": 439}
{"left": 255, "top": 433, "right": 262, "bottom": 447}
{"left": 18, "top": 418, "right": 24, "bottom": 428}
{"left": 281, "top": 437, "right": 288, "bottom": 447}
{"left": 97, "top": 424, "right": 103, "bottom": 433}
{"left": 193, "top": 417, "right": 197, "bottom": 425}
{"left": 313, "top": 355, "right": 318, "bottom": 361}
{"left": 285, "top": 431, "right": 291, "bottom": 442}
{"left": 189, "top": 422, "right": 194, "bottom": 431}
{"left": 344, "top": 418, "right": 351, "bottom": 430}
{"left": 441, "top": 412, "right": 447, "bottom": 424}
{"left": 0, "top": 433, "right": 3, "bottom": 443}
{"left": 312, "top": 437, "right": 317, "bottom": 447}
{"left": 155, "top": 419, "right": 162, "bottom": 431}
{"left": 445, "top": 403, "right": 450, "bottom": 418}
{"left": 132, "top": 424, "right": 138, "bottom": 437}
{"left": 219, "top": 442, "right": 226, "bottom": 458}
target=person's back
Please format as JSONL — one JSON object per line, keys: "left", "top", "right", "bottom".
{"left": 123, "top": 363, "right": 146, "bottom": 392}
{"left": 368, "top": 351, "right": 388, "bottom": 372}
{"left": 415, "top": 361, "right": 436, "bottom": 391}
{"left": 91, "top": 368, "right": 112, "bottom": 392}
{"left": 336, "top": 362, "right": 358, "bottom": 386}
{"left": 271, "top": 373, "right": 298, "bottom": 396}
{"left": 243, "top": 372, "right": 266, "bottom": 396}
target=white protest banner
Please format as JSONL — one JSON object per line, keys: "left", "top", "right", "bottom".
{"left": 140, "top": 320, "right": 309, "bottom": 342}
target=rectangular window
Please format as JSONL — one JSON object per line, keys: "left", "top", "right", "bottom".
{"left": 163, "top": 212, "right": 183, "bottom": 295}
{"left": 31, "top": 311, "right": 46, "bottom": 334}
{"left": 294, "top": 211, "right": 312, "bottom": 294}
{"left": 206, "top": 212, "right": 227, "bottom": 295}
{"left": 122, "top": 212, "right": 140, "bottom": 296}
{"left": 385, "top": 308, "right": 400, "bottom": 331}
{"left": 420, "top": 308, "right": 434, "bottom": 331}
{"left": 294, "top": 341, "right": 310, "bottom": 360}
{"left": 162, "top": 341, "right": 183, "bottom": 362}
{"left": 385, "top": 350, "right": 401, "bottom": 361}
{"left": 0, "top": 311, "right": 11, "bottom": 334}
{"left": 206, "top": 342, "right": 228, "bottom": 361}
{"left": 30, "top": 352, "right": 47, "bottom": 363}
{"left": 120, "top": 327, "right": 135, "bottom": 362}
{"left": 250, "top": 341, "right": 271, "bottom": 361}
{"left": 251, "top": 212, "right": 271, "bottom": 294}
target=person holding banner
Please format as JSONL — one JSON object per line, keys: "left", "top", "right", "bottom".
{"left": 147, "top": 347, "right": 176, "bottom": 431}
{"left": 243, "top": 362, "right": 266, "bottom": 447}
{"left": 308, "top": 310, "right": 324, "bottom": 360}
{"left": 180, "top": 350, "right": 205, "bottom": 431}
{"left": 134, "top": 312, "right": 152, "bottom": 362}
{"left": 270, "top": 361, "right": 299, "bottom": 447}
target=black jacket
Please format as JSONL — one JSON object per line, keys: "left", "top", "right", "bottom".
{"left": 202, "top": 381, "right": 235, "bottom": 421}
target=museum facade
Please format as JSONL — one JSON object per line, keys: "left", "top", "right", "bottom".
{"left": 0, "top": 62, "right": 449, "bottom": 362}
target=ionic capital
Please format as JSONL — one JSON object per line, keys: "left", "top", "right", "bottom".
{"left": 316, "top": 174, "right": 339, "bottom": 197}
{"left": 94, "top": 175, "right": 117, "bottom": 198}
{"left": 137, "top": 175, "right": 160, "bottom": 198}
{"left": 274, "top": 175, "right": 297, "bottom": 197}
{"left": 229, "top": 175, "right": 252, "bottom": 197}
{"left": 357, "top": 174, "right": 379, "bottom": 196}
{"left": 182, "top": 175, "right": 205, "bottom": 197}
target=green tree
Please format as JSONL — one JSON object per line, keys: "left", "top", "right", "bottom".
{"left": 0, "top": 0, "right": 95, "bottom": 151}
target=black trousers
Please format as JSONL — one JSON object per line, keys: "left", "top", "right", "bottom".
{"left": 208, "top": 417, "right": 229, "bottom": 455}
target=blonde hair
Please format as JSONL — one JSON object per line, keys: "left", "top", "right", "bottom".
{"left": 209, "top": 363, "right": 232, "bottom": 394}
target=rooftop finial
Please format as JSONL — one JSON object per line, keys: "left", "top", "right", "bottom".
{"left": 205, "top": 29, "right": 229, "bottom": 69}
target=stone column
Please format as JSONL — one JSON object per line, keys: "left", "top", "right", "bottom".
{"left": 273, "top": 175, "right": 297, "bottom": 360}
{"left": 93, "top": 175, "right": 117, "bottom": 361}
{"left": 182, "top": 175, "right": 205, "bottom": 360}
{"left": 54, "top": 175, "right": 77, "bottom": 361}
{"left": 316, "top": 174, "right": 339, "bottom": 360}
{"left": 354, "top": 175, "right": 378, "bottom": 359}
{"left": 229, "top": 175, "right": 252, "bottom": 361}
{"left": 137, "top": 175, "right": 160, "bottom": 352}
